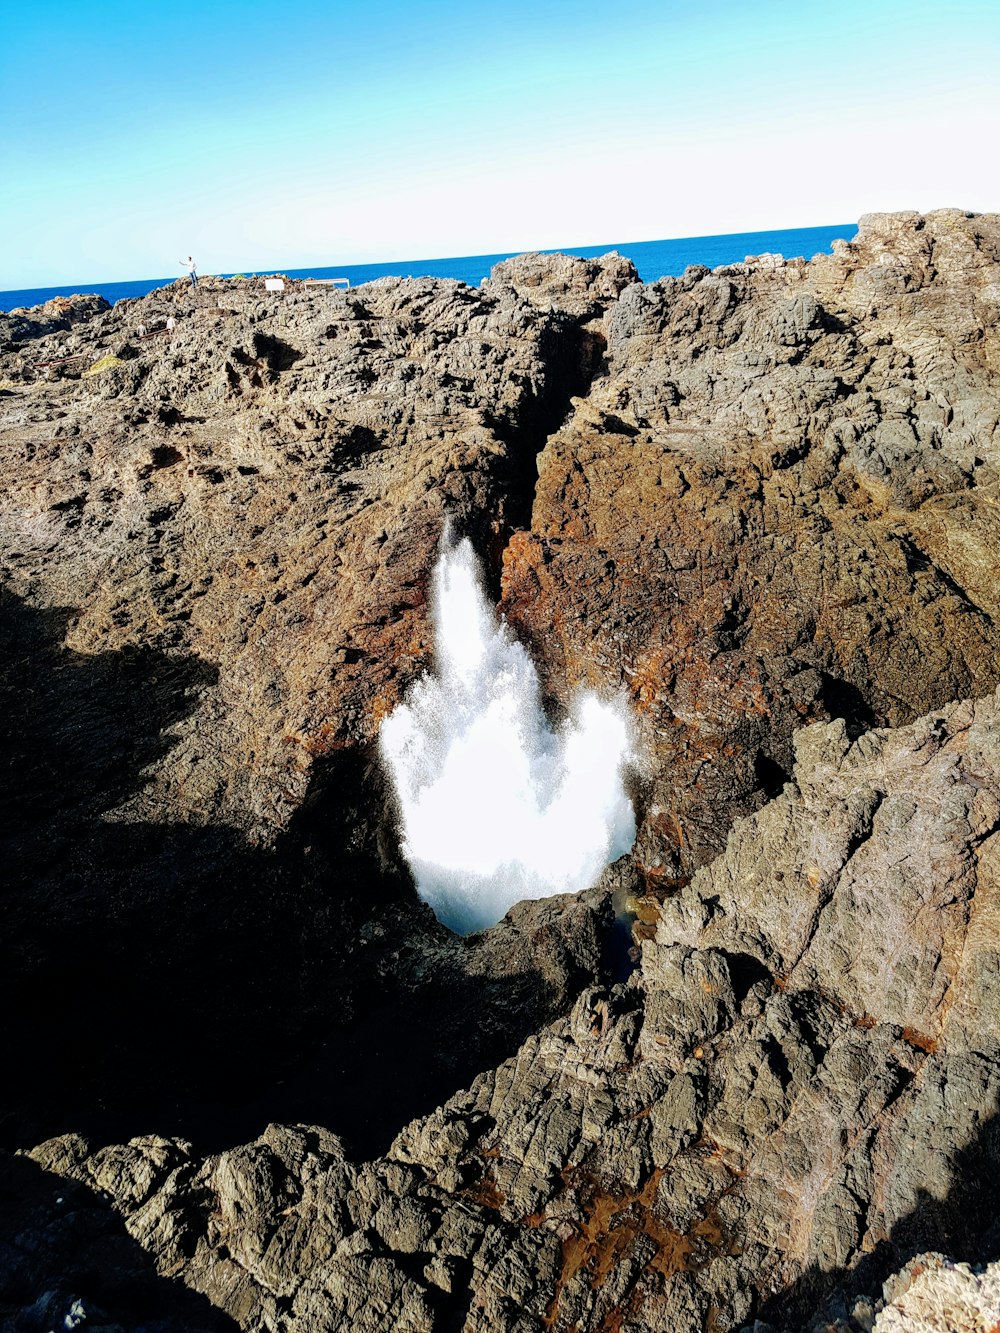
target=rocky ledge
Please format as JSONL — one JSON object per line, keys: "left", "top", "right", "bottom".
{"left": 2, "top": 210, "right": 999, "bottom": 1330}
{"left": 0, "top": 292, "right": 111, "bottom": 352}
{"left": 6, "top": 692, "right": 1000, "bottom": 1330}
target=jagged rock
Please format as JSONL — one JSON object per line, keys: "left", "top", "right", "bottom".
{"left": 4, "top": 218, "right": 1000, "bottom": 1330}
{"left": 873, "top": 1253, "right": 1000, "bottom": 1332}
{"left": 11, "top": 694, "right": 1000, "bottom": 1330}
{"left": 0, "top": 292, "right": 110, "bottom": 351}
{"left": 0, "top": 1144, "right": 233, "bottom": 1331}
{"left": 0, "top": 264, "right": 616, "bottom": 1149}
{"left": 780, "top": 1251, "right": 1000, "bottom": 1332}
{"left": 483, "top": 251, "right": 639, "bottom": 320}
{"left": 501, "top": 209, "right": 1000, "bottom": 881}
{"left": 0, "top": 272, "right": 588, "bottom": 841}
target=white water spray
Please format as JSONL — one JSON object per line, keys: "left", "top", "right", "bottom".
{"left": 379, "top": 533, "right": 636, "bottom": 935}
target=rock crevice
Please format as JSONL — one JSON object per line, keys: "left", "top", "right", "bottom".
{"left": 3, "top": 212, "right": 1000, "bottom": 1331}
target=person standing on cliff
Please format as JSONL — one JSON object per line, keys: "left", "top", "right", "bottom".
{"left": 179, "top": 256, "right": 197, "bottom": 288}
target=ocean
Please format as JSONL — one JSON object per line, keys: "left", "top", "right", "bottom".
{"left": 0, "top": 223, "right": 857, "bottom": 312}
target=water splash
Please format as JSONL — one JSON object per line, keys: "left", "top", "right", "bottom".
{"left": 379, "top": 533, "right": 636, "bottom": 934}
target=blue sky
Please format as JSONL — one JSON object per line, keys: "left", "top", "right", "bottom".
{"left": 2, "top": 0, "right": 998, "bottom": 288}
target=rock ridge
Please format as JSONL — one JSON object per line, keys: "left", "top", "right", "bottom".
{"left": 502, "top": 208, "right": 1000, "bottom": 881}
{"left": 7, "top": 690, "right": 1000, "bottom": 1330}
{"left": 2, "top": 212, "right": 1000, "bottom": 1330}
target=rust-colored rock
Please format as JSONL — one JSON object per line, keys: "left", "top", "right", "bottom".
{"left": 0, "top": 273, "right": 586, "bottom": 840}
{"left": 0, "top": 268, "right": 612, "bottom": 1153}
{"left": 3, "top": 215, "right": 1000, "bottom": 1332}
{"left": 501, "top": 209, "right": 1000, "bottom": 880}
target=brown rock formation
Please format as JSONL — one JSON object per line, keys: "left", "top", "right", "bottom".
{"left": 0, "top": 260, "right": 633, "bottom": 1152}
{"left": 0, "top": 271, "right": 604, "bottom": 840}
{"left": 501, "top": 209, "right": 1000, "bottom": 881}
{"left": 2, "top": 213, "right": 1000, "bottom": 1331}
{"left": 9, "top": 692, "right": 1000, "bottom": 1330}
{"left": 0, "top": 292, "right": 111, "bottom": 352}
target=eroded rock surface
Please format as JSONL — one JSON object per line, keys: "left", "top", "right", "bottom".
{"left": 484, "top": 250, "right": 640, "bottom": 321}
{"left": 2, "top": 214, "right": 1000, "bottom": 1329}
{"left": 502, "top": 209, "right": 1000, "bottom": 880}
{"left": 0, "top": 271, "right": 593, "bottom": 840}
{"left": 872, "top": 1253, "right": 1000, "bottom": 1332}
{"left": 0, "top": 292, "right": 110, "bottom": 352}
{"left": 9, "top": 694, "right": 1000, "bottom": 1330}
{"left": 0, "top": 260, "right": 626, "bottom": 1151}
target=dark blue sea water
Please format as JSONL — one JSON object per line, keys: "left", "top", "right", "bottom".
{"left": 1, "top": 223, "right": 857, "bottom": 312}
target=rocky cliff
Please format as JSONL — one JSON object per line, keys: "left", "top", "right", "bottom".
{"left": 1, "top": 211, "right": 999, "bottom": 1331}
{"left": 501, "top": 210, "right": 1000, "bottom": 881}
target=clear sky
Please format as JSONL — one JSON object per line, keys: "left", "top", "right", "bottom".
{"left": 2, "top": 0, "right": 998, "bottom": 289}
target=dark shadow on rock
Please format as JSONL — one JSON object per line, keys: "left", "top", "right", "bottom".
{"left": 819, "top": 670, "right": 877, "bottom": 736}
{"left": 757, "top": 1100, "right": 1000, "bottom": 1329}
{"left": 752, "top": 750, "right": 790, "bottom": 801}
{"left": 1, "top": 591, "right": 615, "bottom": 1161}
{"left": 0, "top": 1151, "right": 238, "bottom": 1331}
{"left": 479, "top": 317, "right": 606, "bottom": 594}
{"left": 0, "top": 590, "right": 219, "bottom": 838}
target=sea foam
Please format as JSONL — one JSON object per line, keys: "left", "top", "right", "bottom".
{"left": 379, "top": 533, "right": 635, "bottom": 934}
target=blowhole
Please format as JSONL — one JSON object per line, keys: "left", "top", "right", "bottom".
{"left": 379, "top": 529, "right": 638, "bottom": 934}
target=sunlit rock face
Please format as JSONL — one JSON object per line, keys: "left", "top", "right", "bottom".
{"left": 379, "top": 534, "right": 636, "bottom": 934}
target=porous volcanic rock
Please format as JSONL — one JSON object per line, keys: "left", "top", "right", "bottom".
{"left": 483, "top": 251, "right": 640, "bottom": 321}
{"left": 501, "top": 209, "right": 1000, "bottom": 881}
{"left": 0, "top": 292, "right": 111, "bottom": 352}
{"left": 776, "top": 1251, "right": 1000, "bottom": 1333}
{"left": 0, "top": 262, "right": 624, "bottom": 1150}
{"left": 0, "top": 271, "right": 593, "bottom": 839}
{"left": 871, "top": 1253, "right": 1000, "bottom": 1332}
{"left": 9, "top": 692, "right": 1000, "bottom": 1330}
{"left": 3, "top": 215, "right": 1000, "bottom": 1331}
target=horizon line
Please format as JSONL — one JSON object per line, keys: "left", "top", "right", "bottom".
{"left": 0, "top": 219, "right": 861, "bottom": 299}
